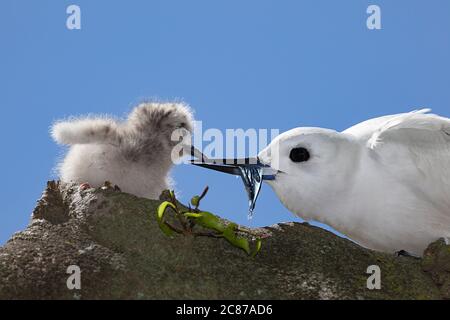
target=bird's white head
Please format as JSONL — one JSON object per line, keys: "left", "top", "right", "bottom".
{"left": 258, "top": 127, "right": 360, "bottom": 221}
{"left": 190, "top": 126, "right": 360, "bottom": 223}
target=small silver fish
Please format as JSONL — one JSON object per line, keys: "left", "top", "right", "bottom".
{"left": 189, "top": 146, "right": 275, "bottom": 218}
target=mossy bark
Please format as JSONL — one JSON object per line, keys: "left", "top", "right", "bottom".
{"left": 0, "top": 181, "right": 446, "bottom": 299}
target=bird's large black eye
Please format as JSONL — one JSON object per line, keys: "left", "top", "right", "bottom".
{"left": 289, "top": 147, "right": 310, "bottom": 163}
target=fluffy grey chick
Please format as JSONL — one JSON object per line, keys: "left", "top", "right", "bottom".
{"left": 51, "top": 102, "right": 194, "bottom": 199}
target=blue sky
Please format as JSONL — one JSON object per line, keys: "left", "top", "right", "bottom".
{"left": 1, "top": 0, "right": 449, "bottom": 244}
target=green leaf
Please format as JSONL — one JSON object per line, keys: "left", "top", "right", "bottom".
{"left": 157, "top": 201, "right": 176, "bottom": 222}
{"left": 184, "top": 212, "right": 202, "bottom": 219}
{"left": 251, "top": 239, "right": 262, "bottom": 257}
{"left": 159, "top": 222, "right": 174, "bottom": 237}
{"left": 190, "top": 195, "right": 200, "bottom": 207}
{"left": 156, "top": 201, "right": 176, "bottom": 237}
{"left": 184, "top": 211, "right": 226, "bottom": 233}
{"left": 222, "top": 224, "right": 251, "bottom": 255}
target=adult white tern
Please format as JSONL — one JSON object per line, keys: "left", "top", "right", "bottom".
{"left": 192, "top": 109, "right": 450, "bottom": 256}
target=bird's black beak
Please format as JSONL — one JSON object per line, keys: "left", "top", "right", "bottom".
{"left": 189, "top": 146, "right": 276, "bottom": 217}
{"left": 190, "top": 158, "right": 276, "bottom": 180}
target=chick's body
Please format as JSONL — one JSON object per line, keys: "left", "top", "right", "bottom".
{"left": 52, "top": 103, "right": 193, "bottom": 199}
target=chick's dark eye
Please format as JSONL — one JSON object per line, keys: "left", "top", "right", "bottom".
{"left": 289, "top": 147, "right": 310, "bottom": 163}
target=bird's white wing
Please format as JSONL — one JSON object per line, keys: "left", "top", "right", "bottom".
{"left": 367, "top": 108, "right": 439, "bottom": 148}
{"left": 343, "top": 109, "right": 432, "bottom": 140}
{"left": 365, "top": 109, "right": 450, "bottom": 210}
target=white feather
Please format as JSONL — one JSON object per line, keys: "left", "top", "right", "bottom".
{"left": 51, "top": 102, "right": 194, "bottom": 199}
{"left": 261, "top": 109, "right": 450, "bottom": 256}
{"left": 51, "top": 117, "right": 120, "bottom": 145}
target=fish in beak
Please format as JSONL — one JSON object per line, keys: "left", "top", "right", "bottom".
{"left": 189, "top": 146, "right": 277, "bottom": 218}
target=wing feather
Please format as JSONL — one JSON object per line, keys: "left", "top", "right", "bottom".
{"left": 365, "top": 109, "right": 450, "bottom": 210}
